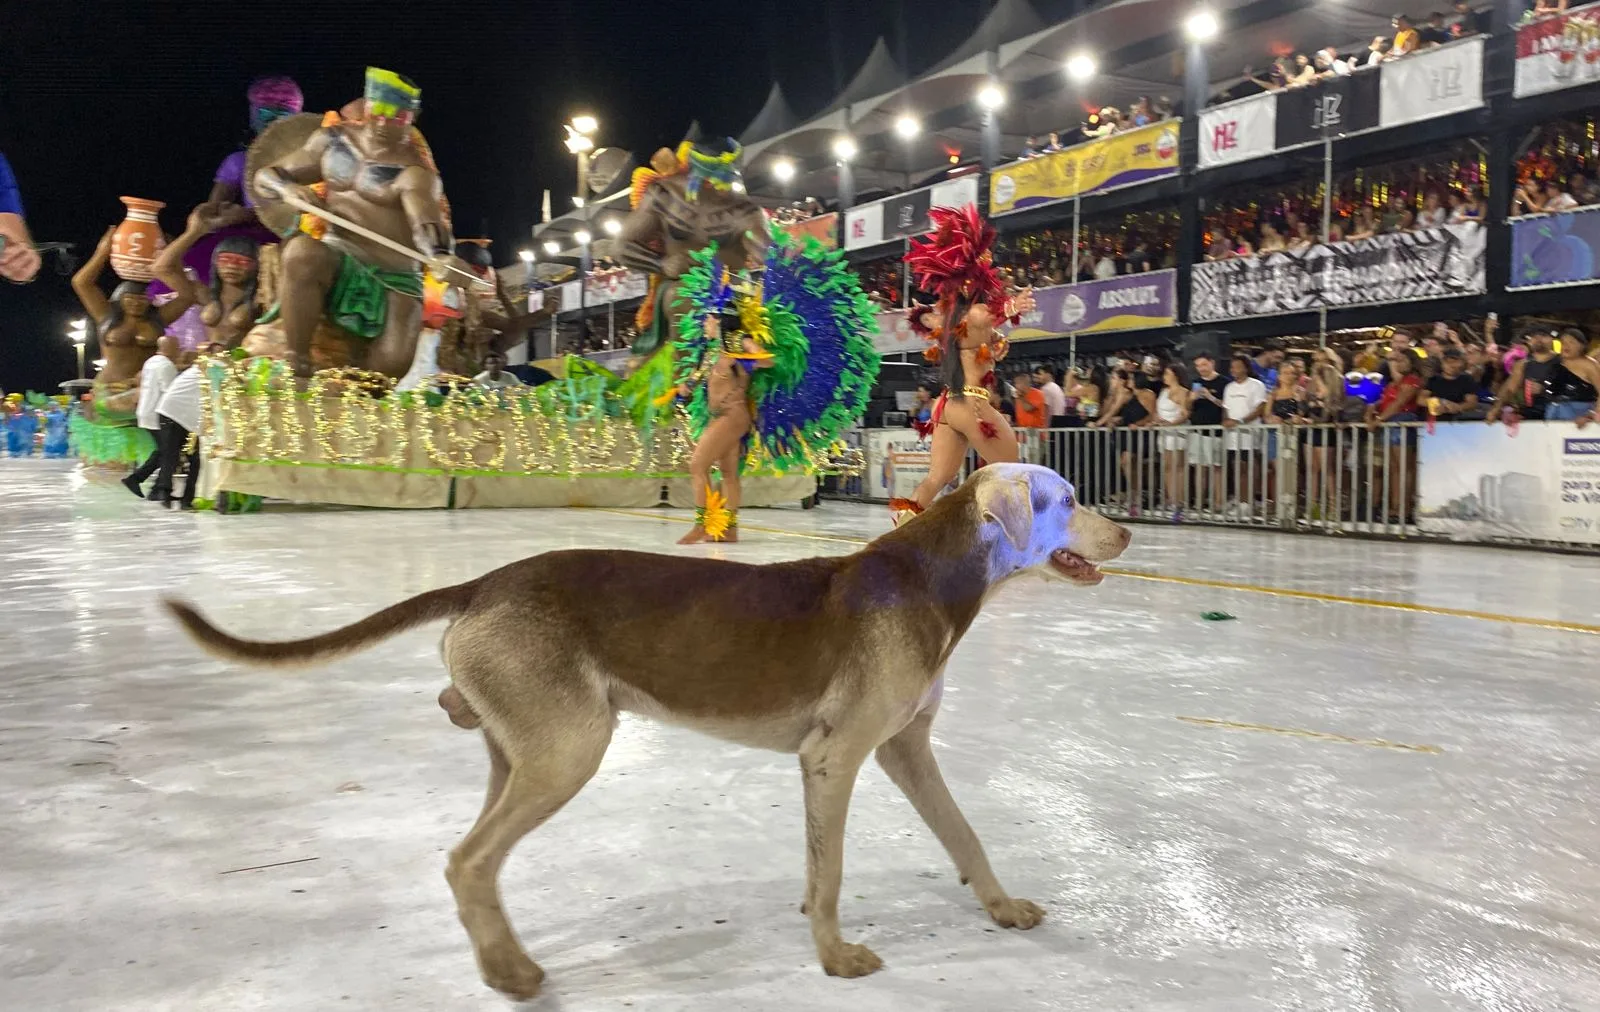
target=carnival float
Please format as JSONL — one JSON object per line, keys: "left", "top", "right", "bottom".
{"left": 66, "top": 69, "right": 878, "bottom": 511}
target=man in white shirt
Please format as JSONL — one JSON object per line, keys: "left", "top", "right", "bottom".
{"left": 1032, "top": 365, "right": 1067, "bottom": 422}
{"left": 148, "top": 344, "right": 219, "bottom": 509}
{"left": 1222, "top": 354, "right": 1269, "bottom": 510}
{"left": 1093, "top": 250, "right": 1118, "bottom": 280}
{"left": 1315, "top": 48, "right": 1352, "bottom": 77}
{"left": 122, "top": 335, "right": 180, "bottom": 499}
{"left": 472, "top": 350, "right": 523, "bottom": 390}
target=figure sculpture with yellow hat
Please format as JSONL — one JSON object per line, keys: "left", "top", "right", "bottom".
{"left": 253, "top": 67, "right": 452, "bottom": 379}
{"left": 617, "top": 137, "right": 769, "bottom": 361}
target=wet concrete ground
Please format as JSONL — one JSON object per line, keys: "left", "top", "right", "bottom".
{"left": 3, "top": 457, "right": 1598, "bottom": 1011}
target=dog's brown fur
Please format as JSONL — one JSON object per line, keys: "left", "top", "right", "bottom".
{"left": 166, "top": 466, "right": 1129, "bottom": 999}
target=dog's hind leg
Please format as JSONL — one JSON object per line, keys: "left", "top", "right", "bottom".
{"left": 798, "top": 723, "right": 883, "bottom": 978}
{"left": 444, "top": 684, "right": 614, "bottom": 1000}
{"left": 875, "top": 710, "right": 1044, "bottom": 931}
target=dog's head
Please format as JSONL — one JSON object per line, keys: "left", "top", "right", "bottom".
{"left": 971, "top": 463, "right": 1129, "bottom": 586}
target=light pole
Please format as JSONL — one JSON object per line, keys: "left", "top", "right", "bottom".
{"left": 564, "top": 115, "right": 598, "bottom": 212}
{"left": 977, "top": 82, "right": 1005, "bottom": 169}
{"left": 574, "top": 228, "right": 592, "bottom": 345}
{"left": 833, "top": 135, "right": 858, "bottom": 210}
{"left": 68, "top": 319, "right": 87, "bottom": 379}
{"left": 894, "top": 113, "right": 920, "bottom": 190}
{"left": 565, "top": 115, "right": 598, "bottom": 350}
{"left": 772, "top": 157, "right": 796, "bottom": 200}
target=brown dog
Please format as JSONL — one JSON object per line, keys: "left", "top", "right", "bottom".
{"left": 165, "top": 463, "right": 1129, "bottom": 999}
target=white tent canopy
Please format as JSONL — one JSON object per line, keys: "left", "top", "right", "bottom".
{"left": 742, "top": 0, "right": 1441, "bottom": 201}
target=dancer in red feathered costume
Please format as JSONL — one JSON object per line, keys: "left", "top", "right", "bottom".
{"left": 889, "top": 205, "right": 1035, "bottom": 525}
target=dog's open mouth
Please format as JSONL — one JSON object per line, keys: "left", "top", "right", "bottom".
{"left": 1049, "top": 549, "right": 1103, "bottom": 585}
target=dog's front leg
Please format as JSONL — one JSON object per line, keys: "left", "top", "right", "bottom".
{"left": 798, "top": 723, "right": 882, "bottom": 978}
{"left": 876, "top": 710, "right": 1044, "bottom": 930}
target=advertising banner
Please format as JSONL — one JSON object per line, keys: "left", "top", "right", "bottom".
{"left": 877, "top": 190, "right": 930, "bottom": 246}
{"left": 1190, "top": 224, "right": 1486, "bottom": 322}
{"left": 1274, "top": 71, "right": 1380, "bottom": 149}
{"left": 1513, "top": 2, "right": 1600, "bottom": 98}
{"left": 872, "top": 308, "right": 926, "bottom": 357}
{"left": 554, "top": 279, "right": 581, "bottom": 311}
{"left": 584, "top": 270, "right": 649, "bottom": 305}
{"left": 1379, "top": 36, "right": 1485, "bottom": 128}
{"left": 1008, "top": 271, "right": 1177, "bottom": 340}
{"left": 844, "top": 201, "right": 883, "bottom": 250}
{"left": 988, "top": 121, "right": 1181, "bottom": 215}
{"left": 776, "top": 212, "right": 839, "bottom": 250}
{"left": 1198, "top": 92, "right": 1277, "bottom": 169}
{"left": 843, "top": 176, "right": 980, "bottom": 251}
{"left": 1419, "top": 424, "right": 1600, "bottom": 545}
{"left": 1509, "top": 206, "right": 1600, "bottom": 288}
{"left": 863, "top": 428, "right": 932, "bottom": 501}
{"left": 928, "top": 175, "right": 981, "bottom": 210}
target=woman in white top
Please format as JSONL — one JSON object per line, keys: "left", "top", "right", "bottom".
{"left": 1449, "top": 187, "right": 1485, "bottom": 223}
{"left": 1416, "top": 190, "right": 1448, "bottom": 228}
{"left": 1156, "top": 363, "right": 1191, "bottom": 514}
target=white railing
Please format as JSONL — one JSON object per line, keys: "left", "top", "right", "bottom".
{"left": 1015, "top": 422, "right": 1426, "bottom": 537}
{"left": 851, "top": 419, "right": 1600, "bottom": 550}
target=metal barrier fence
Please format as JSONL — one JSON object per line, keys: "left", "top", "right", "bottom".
{"left": 831, "top": 422, "right": 1430, "bottom": 538}
{"left": 1020, "top": 422, "right": 1426, "bottom": 536}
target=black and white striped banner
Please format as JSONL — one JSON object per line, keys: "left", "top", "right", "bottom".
{"left": 1190, "top": 224, "right": 1486, "bottom": 323}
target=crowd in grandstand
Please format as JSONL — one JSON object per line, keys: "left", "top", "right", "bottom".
{"left": 901, "top": 320, "right": 1599, "bottom": 523}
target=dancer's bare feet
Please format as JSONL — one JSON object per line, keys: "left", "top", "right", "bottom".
{"left": 721, "top": 527, "right": 738, "bottom": 543}
{"left": 677, "top": 525, "right": 710, "bottom": 545}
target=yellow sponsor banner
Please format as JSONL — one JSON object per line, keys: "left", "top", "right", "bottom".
{"left": 988, "top": 121, "right": 1181, "bottom": 215}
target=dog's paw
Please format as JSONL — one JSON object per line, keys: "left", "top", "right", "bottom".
{"left": 819, "top": 941, "right": 884, "bottom": 978}
{"left": 985, "top": 896, "right": 1045, "bottom": 930}
{"left": 480, "top": 951, "right": 545, "bottom": 1001}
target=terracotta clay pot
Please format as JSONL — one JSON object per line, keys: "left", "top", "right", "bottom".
{"left": 110, "top": 196, "right": 167, "bottom": 282}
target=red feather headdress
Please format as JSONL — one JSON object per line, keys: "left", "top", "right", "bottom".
{"left": 904, "top": 204, "right": 1008, "bottom": 311}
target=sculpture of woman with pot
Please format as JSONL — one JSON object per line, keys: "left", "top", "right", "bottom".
{"left": 152, "top": 207, "right": 261, "bottom": 350}
{"left": 72, "top": 224, "right": 199, "bottom": 417}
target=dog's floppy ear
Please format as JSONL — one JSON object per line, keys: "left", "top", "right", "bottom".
{"left": 976, "top": 473, "right": 1033, "bottom": 552}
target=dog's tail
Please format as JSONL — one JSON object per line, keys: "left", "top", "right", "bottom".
{"left": 163, "top": 582, "right": 476, "bottom": 668}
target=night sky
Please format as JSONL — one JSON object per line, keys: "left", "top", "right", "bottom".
{"left": 0, "top": 0, "right": 1038, "bottom": 393}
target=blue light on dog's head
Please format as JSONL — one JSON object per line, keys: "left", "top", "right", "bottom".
{"left": 975, "top": 464, "right": 1077, "bottom": 578}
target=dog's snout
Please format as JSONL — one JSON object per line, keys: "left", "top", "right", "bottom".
{"left": 1115, "top": 524, "right": 1132, "bottom": 550}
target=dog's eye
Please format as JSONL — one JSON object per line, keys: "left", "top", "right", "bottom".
{"left": 1062, "top": 493, "right": 1074, "bottom": 508}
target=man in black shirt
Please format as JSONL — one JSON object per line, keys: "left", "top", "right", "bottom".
{"left": 1136, "top": 353, "right": 1165, "bottom": 397}
{"left": 1420, "top": 11, "right": 1452, "bottom": 46}
{"left": 1424, "top": 347, "right": 1480, "bottom": 420}
{"left": 1188, "top": 352, "right": 1232, "bottom": 512}
{"left": 1449, "top": 0, "right": 1485, "bottom": 37}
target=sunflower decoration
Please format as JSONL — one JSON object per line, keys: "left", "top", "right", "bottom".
{"left": 701, "top": 486, "right": 734, "bottom": 541}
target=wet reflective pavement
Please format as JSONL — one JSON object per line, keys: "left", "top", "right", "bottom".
{"left": 3, "top": 458, "right": 1598, "bottom": 1011}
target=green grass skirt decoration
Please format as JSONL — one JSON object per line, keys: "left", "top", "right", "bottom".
{"left": 69, "top": 413, "right": 156, "bottom": 466}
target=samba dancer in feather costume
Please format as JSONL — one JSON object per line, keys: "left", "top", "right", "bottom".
{"left": 891, "top": 205, "right": 1035, "bottom": 525}
{"left": 669, "top": 223, "right": 880, "bottom": 543}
